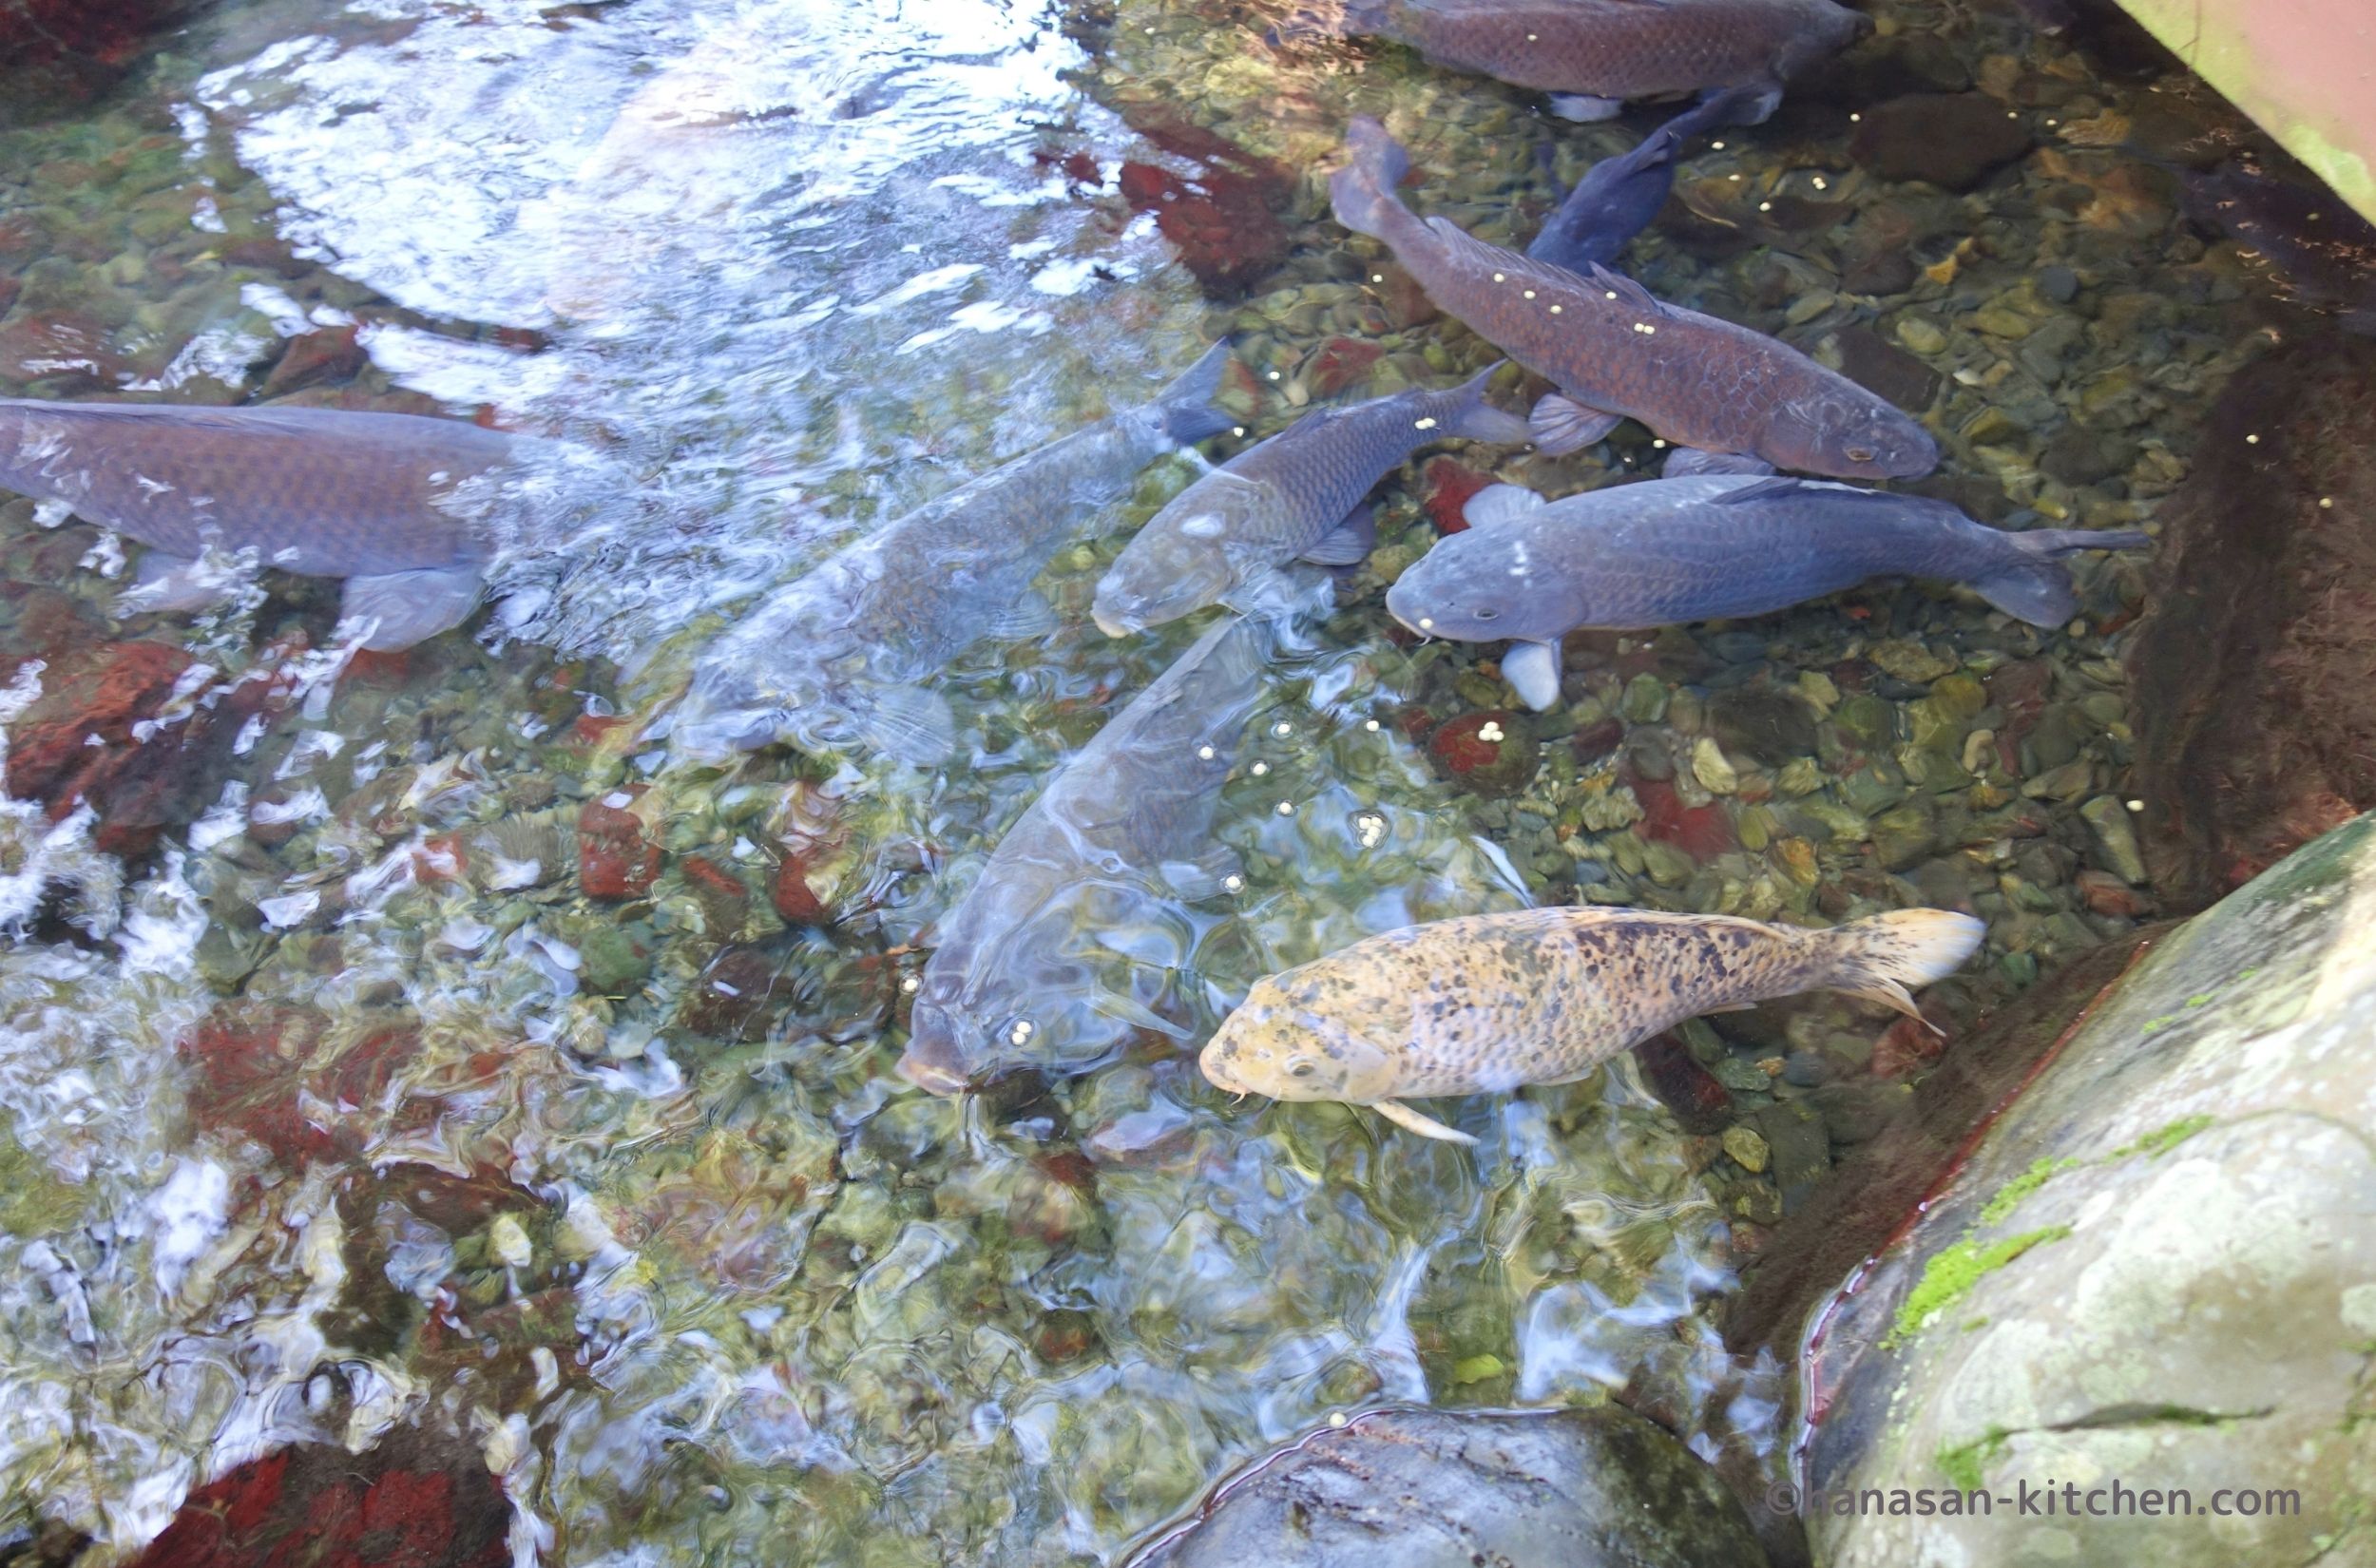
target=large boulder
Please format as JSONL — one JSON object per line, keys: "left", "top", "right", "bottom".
{"left": 1128, "top": 1405, "right": 1770, "bottom": 1568}
{"left": 2127, "top": 336, "right": 2376, "bottom": 909}
{"left": 1797, "top": 813, "right": 2376, "bottom": 1567}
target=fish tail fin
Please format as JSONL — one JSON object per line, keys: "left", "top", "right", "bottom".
{"left": 1157, "top": 338, "right": 1238, "bottom": 446}
{"left": 1330, "top": 117, "right": 1412, "bottom": 241}
{"left": 1969, "top": 527, "right": 2152, "bottom": 627}
{"left": 1818, "top": 909, "right": 1984, "bottom": 1023}
{"left": 1442, "top": 362, "right": 1531, "bottom": 445}
{"left": 851, "top": 684, "right": 959, "bottom": 766}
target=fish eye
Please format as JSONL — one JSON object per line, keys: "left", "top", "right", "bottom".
{"left": 1285, "top": 1056, "right": 1319, "bottom": 1079}
{"left": 1474, "top": 607, "right": 1498, "bottom": 621}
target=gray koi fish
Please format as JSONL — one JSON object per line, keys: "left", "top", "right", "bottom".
{"left": 1286, "top": 0, "right": 1864, "bottom": 124}
{"left": 0, "top": 399, "right": 546, "bottom": 650}
{"left": 1386, "top": 476, "right": 2152, "bottom": 708}
{"left": 1330, "top": 119, "right": 1938, "bottom": 478}
{"left": 1526, "top": 85, "right": 1760, "bottom": 273}
{"left": 1091, "top": 365, "right": 1527, "bottom": 638}
{"left": 898, "top": 612, "right": 1272, "bottom": 1093}
{"left": 668, "top": 341, "right": 1236, "bottom": 765}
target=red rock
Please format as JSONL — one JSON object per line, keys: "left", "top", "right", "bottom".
{"left": 1569, "top": 716, "right": 1625, "bottom": 762}
{"left": 1985, "top": 657, "right": 2052, "bottom": 744}
{"left": 5, "top": 640, "right": 192, "bottom": 807}
{"left": 2075, "top": 869, "right": 2150, "bottom": 919}
{"left": 0, "top": 312, "right": 129, "bottom": 392}
{"left": 125, "top": 1425, "right": 508, "bottom": 1568}
{"left": 1368, "top": 261, "right": 1440, "bottom": 329}
{"left": 180, "top": 1004, "right": 419, "bottom": 1164}
{"left": 1869, "top": 1008, "right": 1950, "bottom": 1078}
{"left": 570, "top": 713, "right": 625, "bottom": 747}
{"left": 259, "top": 325, "right": 365, "bottom": 397}
{"left": 678, "top": 943, "right": 795, "bottom": 1040}
{"left": 1034, "top": 1309, "right": 1097, "bottom": 1363}
{"left": 1426, "top": 710, "right": 1540, "bottom": 798}
{"left": 1421, "top": 456, "right": 1493, "bottom": 534}
{"left": 771, "top": 849, "right": 830, "bottom": 925}
{"left": 1307, "top": 336, "right": 1384, "bottom": 397}
{"left": 1113, "top": 121, "right": 1294, "bottom": 300}
{"left": 1061, "top": 149, "right": 1102, "bottom": 188}
{"left": 578, "top": 784, "right": 661, "bottom": 899}
{"left": 0, "top": 275, "right": 19, "bottom": 317}
{"left": 1629, "top": 1030, "right": 1734, "bottom": 1134}
{"left": 1631, "top": 776, "right": 1736, "bottom": 860}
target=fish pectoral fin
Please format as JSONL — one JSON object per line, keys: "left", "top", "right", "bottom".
{"left": 851, "top": 684, "right": 959, "bottom": 766}
{"left": 986, "top": 590, "right": 1059, "bottom": 641}
{"left": 1464, "top": 484, "right": 1548, "bottom": 529}
{"left": 1663, "top": 449, "right": 1775, "bottom": 479}
{"left": 1370, "top": 1099, "right": 1479, "bottom": 1144}
{"left": 1705, "top": 1002, "right": 1759, "bottom": 1014}
{"left": 1298, "top": 506, "right": 1376, "bottom": 566}
{"left": 1528, "top": 394, "right": 1623, "bottom": 457}
{"left": 1548, "top": 93, "right": 1627, "bottom": 124}
{"left": 338, "top": 564, "right": 486, "bottom": 652}
{"left": 1501, "top": 641, "right": 1564, "bottom": 712}
{"left": 119, "top": 552, "right": 227, "bottom": 614}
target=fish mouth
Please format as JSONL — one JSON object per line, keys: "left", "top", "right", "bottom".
{"left": 894, "top": 1047, "right": 971, "bottom": 1097}
{"left": 1091, "top": 606, "right": 1138, "bottom": 639}
{"left": 1198, "top": 1040, "right": 1250, "bottom": 1095}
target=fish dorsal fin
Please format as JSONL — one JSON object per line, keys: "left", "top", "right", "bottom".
{"left": 1464, "top": 484, "right": 1549, "bottom": 528}
{"left": 1584, "top": 262, "right": 1669, "bottom": 318}
{"left": 1421, "top": 216, "right": 1600, "bottom": 297}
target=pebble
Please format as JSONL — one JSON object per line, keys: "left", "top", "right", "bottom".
{"left": 1896, "top": 316, "right": 1949, "bottom": 355}
{"left": 1690, "top": 737, "right": 1739, "bottom": 795}
{"left": 2079, "top": 794, "right": 2149, "bottom": 883}
{"left": 2036, "top": 264, "right": 2079, "bottom": 304}
{"left": 1721, "top": 1125, "right": 1772, "bottom": 1174}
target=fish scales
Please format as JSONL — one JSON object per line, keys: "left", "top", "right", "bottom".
{"left": 898, "top": 614, "right": 1270, "bottom": 1091}
{"left": 1093, "top": 368, "right": 1524, "bottom": 635}
{"left": 1386, "top": 474, "right": 2155, "bottom": 708}
{"left": 0, "top": 400, "right": 519, "bottom": 575}
{"left": 1330, "top": 121, "right": 1936, "bottom": 478}
{"left": 1343, "top": 0, "right": 1864, "bottom": 106}
{"left": 1221, "top": 384, "right": 1471, "bottom": 545}
{"left": 1421, "top": 226, "right": 1890, "bottom": 465}
{"left": 1201, "top": 904, "right": 1983, "bottom": 1140}
{"left": 1313, "top": 908, "right": 1831, "bottom": 1095}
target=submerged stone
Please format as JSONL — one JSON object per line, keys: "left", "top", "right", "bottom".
{"left": 1130, "top": 1405, "right": 1768, "bottom": 1568}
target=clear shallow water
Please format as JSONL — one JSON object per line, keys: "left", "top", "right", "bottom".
{"left": 0, "top": 0, "right": 2322, "bottom": 1559}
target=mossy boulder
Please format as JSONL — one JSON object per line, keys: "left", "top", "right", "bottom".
{"left": 1799, "top": 813, "right": 2376, "bottom": 1567}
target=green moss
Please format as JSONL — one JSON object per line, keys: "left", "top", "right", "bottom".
{"left": 1979, "top": 1157, "right": 2081, "bottom": 1226}
{"left": 1937, "top": 1426, "right": 2012, "bottom": 1491}
{"left": 2185, "top": 993, "right": 2214, "bottom": 1008}
{"left": 2139, "top": 1015, "right": 2176, "bottom": 1035}
{"left": 1887, "top": 1227, "right": 2072, "bottom": 1348}
{"left": 2113, "top": 1114, "right": 2216, "bottom": 1160}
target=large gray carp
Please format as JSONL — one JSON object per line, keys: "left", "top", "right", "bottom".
{"left": 1386, "top": 476, "right": 2152, "bottom": 709}
{"left": 0, "top": 399, "right": 546, "bottom": 650}
{"left": 1329, "top": 119, "right": 1938, "bottom": 478}
{"left": 1091, "top": 365, "right": 1526, "bottom": 638}
{"left": 1291, "top": 0, "right": 1865, "bottom": 123}
{"left": 898, "top": 613, "right": 1271, "bottom": 1093}
{"left": 669, "top": 341, "right": 1236, "bottom": 765}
